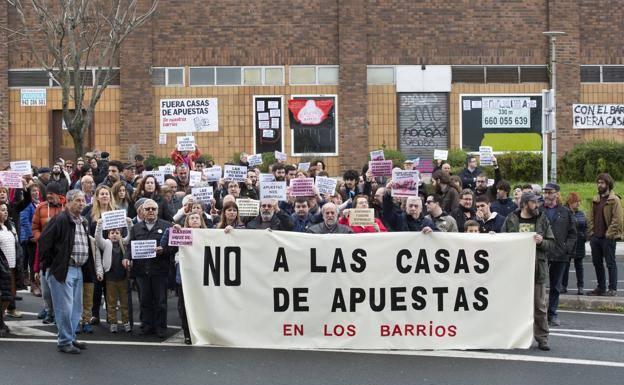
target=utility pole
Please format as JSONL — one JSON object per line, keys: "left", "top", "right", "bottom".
{"left": 543, "top": 31, "right": 566, "bottom": 183}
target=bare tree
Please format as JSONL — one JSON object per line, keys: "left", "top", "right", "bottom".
{"left": 6, "top": 0, "right": 158, "bottom": 157}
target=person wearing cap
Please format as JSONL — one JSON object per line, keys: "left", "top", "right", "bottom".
{"left": 36, "top": 167, "right": 51, "bottom": 197}
{"left": 541, "top": 182, "right": 577, "bottom": 327}
{"left": 403, "top": 159, "right": 415, "bottom": 171}
{"left": 587, "top": 173, "right": 623, "bottom": 297}
{"left": 502, "top": 192, "right": 555, "bottom": 351}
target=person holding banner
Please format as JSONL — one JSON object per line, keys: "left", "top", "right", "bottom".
{"left": 162, "top": 213, "right": 208, "bottom": 344}
{"left": 382, "top": 187, "right": 436, "bottom": 233}
{"left": 502, "top": 193, "right": 556, "bottom": 351}
{"left": 170, "top": 143, "right": 201, "bottom": 170}
{"left": 123, "top": 199, "right": 172, "bottom": 338}
{"left": 424, "top": 195, "right": 458, "bottom": 233}
{"left": 247, "top": 198, "right": 293, "bottom": 231}
{"left": 215, "top": 201, "right": 246, "bottom": 231}
{"left": 339, "top": 195, "right": 387, "bottom": 233}
{"left": 307, "top": 203, "right": 353, "bottom": 234}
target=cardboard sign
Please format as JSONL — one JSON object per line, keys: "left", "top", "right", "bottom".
{"left": 101, "top": 210, "right": 128, "bottom": 231}
{"left": 203, "top": 166, "right": 222, "bottom": 182}
{"left": 260, "top": 181, "right": 287, "bottom": 201}
{"left": 290, "top": 178, "right": 315, "bottom": 197}
{"left": 274, "top": 151, "right": 287, "bottom": 162}
{"left": 315, "top": 176, "right": 337, "bottom": 196}
{"left": 370, "top": 150, "right": 385, "bottom": 161}
{"left": 224, "top": 165, "right": 248, "bottom": 182}
{"left": 391, "top": 169, "right": 420, "bottom": 197}
{"left": 10, "top": 161, "right": 32, "bottom": 176}
{"left": 131, "top": 240, "right": 157, "bottom": 259}
{"left": 433, "top": 149, "right": 449, "bottom": 161}
{"left": 349, "top": 208, "right": 375, "bottom": 227}
{"left": 248, "top": 154, "right": 263, "bottom": 167}
{"left": 142, "top": 171, "right": 165, "bottom": 185}
{"left": 259, "top": 173, "right": 275, "bottom": 183}
{"left": 168, "top": 228, "right": 193, "bottom": 246}
{"left": 192, "top": 186, "right": 214, "bottom": 203}
{"left": 369, "top": 160, "right": 393, "bottom": 177}
{"left": 189, "top": 170, "right": 202, "bottom": 187}
{"left": 0, "top": 171, "right": 23, "bottom": 189}
{"left": 177, "top": 136, "right": 196, "bottom": 152}
{"left": 297, "top": 162, "right": 310, "bottom": 172}
{"left": 479, "top": 146, "right": 494, "bottom": 166}
{"left": 236, "top": 199, "right": 259, "bottom": 217}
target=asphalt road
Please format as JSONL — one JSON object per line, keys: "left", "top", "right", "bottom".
{"left": 1, "top": 288, "right": 623, "bottom": 385}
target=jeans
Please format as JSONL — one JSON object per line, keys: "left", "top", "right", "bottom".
{"left": 40, "top": 269, "right": 53, "bottom": 313}
{"left": 548, "top": 261, "right": 567, "bottom": 318}
{"left": 590, "top": 237, "right": 618, "bottom": 291}
{"left": 47, "top": 266, "right": 83, "bottom": 347}
{"left": 136, "top": 274, "right": 168, "bottom": 332}
{"left": 562, "top": 258, "right": 584, "bottom": 289}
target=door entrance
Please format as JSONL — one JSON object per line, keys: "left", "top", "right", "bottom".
{"left": 50, "top": 110, "right": 94, "bottom": 164}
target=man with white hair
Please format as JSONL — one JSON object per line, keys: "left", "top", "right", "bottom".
{"left": 383, "top": 190, "right": 436, "bottom": 233}
{"left": 247, "top": 198, "right": 293, "bottom": 230}
{"left": 307, "top": 203, "right": 353, "bottom": 234}
{"left": 80, "top": 175, "right": 95, "bottom": 205}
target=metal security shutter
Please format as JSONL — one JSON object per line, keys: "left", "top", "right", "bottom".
{"left": 580, "top": 66, "right": 601, "bottom": 82}
{"left": 151, "top": 68, "right": 165, "bottom": 85}
{"left": 485, "top": 67, "right": 519, "bottom": 83}
{"left": 8, "top": 70, "right": 50, "bottom": 87}
{"left": 452, "top": 66, "right": 485, "bottom": 83}
{"left": 520, "top": 66, "right": 549, "bottom": 83}
{"left": 602, "top": 66, "right": 624, "bottom": 82}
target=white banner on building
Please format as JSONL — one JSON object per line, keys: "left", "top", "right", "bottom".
{"left": 573, "top": 104, "right": 624, "bottom": 129}
{"left": 180, "top": 231, "right": 535, "bottom": 350}
{"left": 160, "top": 98, "right": 219, "bottom": 133}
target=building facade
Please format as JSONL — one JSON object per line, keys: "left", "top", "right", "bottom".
{"left": 1, "top": 1, "right": 623, "bottom": 172}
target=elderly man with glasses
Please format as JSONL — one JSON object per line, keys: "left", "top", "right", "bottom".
{"left": 247, "top": 198, "right": 293, "bottom": 231}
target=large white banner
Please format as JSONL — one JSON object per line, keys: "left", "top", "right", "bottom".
{"left": 180, "top": 231, "right": 535, "bottom": 350}
{"left": 573, "top": 104, "right": 624, "bottom": 129}
{"left": 160, "top": 98, "right": 219, "bottom": 133}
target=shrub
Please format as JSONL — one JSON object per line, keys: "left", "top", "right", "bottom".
{"left": 560, "top": 141, "right": 624, "bottom": 182}
{"left": 144, "top": 155, "right": 172, "bottom": 169}
{"left": 383, "top": 149, "right": 406, "bottom": 168}
{"left": 448, "top": 148, "right": 469, "bottom": 168}
{"left": 495, "top": 152, "right": 542, "bottom": 183}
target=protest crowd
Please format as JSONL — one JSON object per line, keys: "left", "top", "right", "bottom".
{"left": 0, "top": 145, "right": 622, "bottom": 354}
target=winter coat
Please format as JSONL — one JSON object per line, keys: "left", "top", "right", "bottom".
{"left": 459, "top": 167, "right": 481, "bottom": 190}
{"left": 478, "top": 211, "right": 506, "bottom": 233}
{"left": 0, "top": 220, "right": 23, "bottom": 301}
{"left": 170, "top": 148, "right": 201, "bottom": 170}
{"left": 5, "top": 187, "right": 32, "bottom": 239}
{"left": 490, "top": 198, "right": 518, "bottom": 218}
{"left": 450, "top": 206, "right": 478, "bottom": 233}
{"left": 569, "top": 208, "right": 587, "bottom": 259}
{"left": 247, "top": 211, "right": 293, "bottom": 231}
{"left": 94, "top": 219, "right": 132, "bottom": 277}
{"left": 306, "top": 222, "right": 353, "bottom": 234}
{"left": 32, "top": 201, "right": 65, "bottom": 241}
{"left": 338, "top": 216, "right": 388, "bottom": 233}
{"left": 383, "top": 192, "right": 438, "bottom": 232}
{"left": 425, "top": 213, "right": 458, "bottom": 232}
{"left": 587, "top": 191, "right": 623, "bottom": 240}
{"left": 543, "top": 204, "right": 577, "bottom": 262}
{"left": 19, "top": 202, "right": 37, "bottom": 242}
{"left": 124, "top": 219, "right": 172, "bottom": 276}
{"left": 501, "top": 209, "right": 555, "bottom": 284}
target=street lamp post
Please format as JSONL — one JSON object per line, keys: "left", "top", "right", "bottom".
{"left": 543, "top": 31, "right": 567, "bottom": 183}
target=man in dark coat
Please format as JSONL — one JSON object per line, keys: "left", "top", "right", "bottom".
{"left": 247, "top": 198, "right": 293, "bottom": 231}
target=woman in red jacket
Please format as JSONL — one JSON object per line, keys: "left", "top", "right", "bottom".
{"left": 339, "top": 194, "right": 387, "bottom": 233}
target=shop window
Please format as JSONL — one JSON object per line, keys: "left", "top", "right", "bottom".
{"left": 190, "top": 67, "right": 215, "bottom": 85}
{"left": 216, "top": 67, "right": 241, "bottom": 85}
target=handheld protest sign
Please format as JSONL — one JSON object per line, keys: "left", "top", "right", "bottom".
{"left": 131, "top": 240, "right": 157, "bottom": 259}
{"left": 101, "top": 210, "right": 128, "bottom": 231}
{"left": 169, "top": 228, "right": 193, "bottom": 246}
{"left": 290, "top": 178, "right": 315, "bottom": 197}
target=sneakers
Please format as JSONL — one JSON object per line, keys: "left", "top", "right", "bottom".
{"left": 605, "top": 289, "right": 618, "bottom": 297}
{"left": 587, "top": 287, "right": 605, "bottom": 296}
{"left": 123, "top": 323, "right": 132, "bottom": 333}
{"left": 548, "top": 316, "right": 561, "bottom": 327}
{"left": 89, "top": 316, "right": 100, "bottom": 325}
{"left": 110, "top": 323, "right": 118, "bottom": 333}
{"left": 37, "top": 309, "right": 47, "bottom": 319}
{"left": 577, "top": 287, "right": 584, "bottom": 295}
{"left": 6, "top": 309, "right": 23, "bottom": 318}
{"left": 57, "top": 344, "right": 81, "bottom": 354}
{"left": 72, "top": 340, "right": 87, "bottom": 350}
{"left": 537, "top": 340, "right": 551, "bottom": 351}
{"left": 82, "top": 323, "right": 94, "bottom": 334}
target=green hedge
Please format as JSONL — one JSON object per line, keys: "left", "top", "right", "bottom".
{"left": 447, "top": 150, "right": 542, "bottom": 183}
{"left": 560, "top": 141, "right": 624, "bottom": 182}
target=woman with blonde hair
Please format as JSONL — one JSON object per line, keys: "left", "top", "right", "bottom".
{"left": 111, "top": 181, "right": 133, "bottom": 215}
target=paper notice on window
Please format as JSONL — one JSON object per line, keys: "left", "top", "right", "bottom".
{"left": 159, "top": 134, "right": 167, "bottom": 145}
{"left": 270, "top": 109, "right": 281, "bottom": 118}
{"left": 349, "top": 208, "right": 375, "bottom": 227}
{"left": 131, "top": 240, "right": 157, "bottom": 259}
{"left": 168, "top": 228, "right": 193, "bottom": 246}
{"left": 463, "top": 100, "right": 472, "bottom": 111}
{"left": 471, "top": 101, "right": 482, "bottom": 109}
{"left": 258, "top": 112, "right": 270, "bottom": 121}
{"left": 263, "top": 130, "right": 275, "bottom": 138}
{"left": 271, "top": 118, "right": 280, "bottom": 129}
{"left": 101, "top": 210, "right": 128, "bottom": 231}
{"left": 256, "top": 100, "right": 265, "bottom": 112}
{"left": 259, "top": 121, "right": 270, "bottom": 129}
{"left": 203, "top": 166, "right": 222, "bottom": 182}
{"left": 236, "top": 199, "right": 260, "bottom": 217}
{"left": 268, "top": 101, "right": 279, "bottom": 109}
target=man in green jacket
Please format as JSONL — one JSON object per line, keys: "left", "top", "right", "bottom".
{"left": 587, "top": 173, "right": 623, "bottom": 296}
{"left": 502, "top": 193, "right": 555, "bottom": 351}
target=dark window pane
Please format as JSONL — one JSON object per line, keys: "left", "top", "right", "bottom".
{"left": 152, "top": 68, "right": 165, "bottom": 85}
{"left": 452, "top": 67, "right": 484, "bottom": 83}
{"left": 8, "top": 70, "right": 50, "bottom": 87}
{"left": 520, "top": 66, "right": 549, "bottom": 83}
{"left": 580, "top": 66, "right": 601, "bottom": 82}
{"left": 602, "top": 66, "right": 624, "bottom": 82}
{"left": 486, "top": 67, "right": 519, "bottom": 83}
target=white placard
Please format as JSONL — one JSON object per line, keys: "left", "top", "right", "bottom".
{"left": 101, "top": 210, "right": 128, "bottom": 231}
{"left": 180, "top": 231, "right": 536, "bottom": 350}
{"left": 203, "top": 166, "right": 222, "bottom": 182}
{"left": 370, "top": 150, "right": 385, "bottom": 161}
{"left": 159, "top": 133, "right": 167, "bottom": 145}
{"left": 290, "top": 178, "right": 315, "bottom": 197}
{"left": 274, "top": 151, "right": 287, "bottom": 162}
{"left": 260, "top": 181, "right": 287, "bottom": 201}
{"left": 479, "top": 146, "right": 494, "bottom": 166}
{"left": 189, "top": 171, "right": 202, "bottom": 187}
{"left": 248, "top": 154, "right": 263, "bottom": 167}
{"left": 481, "top": 97, "right": 530, "bottom": 128}
{"left": 433, "top": 149, "right": 448, "bottom": 161}
{"left": 0, "top": 171, "right": 23, "bottom": 189}
{"left": 177, "top": 136, "right": 196, "bottom": 151}
{"left": 315, "top": 176, "right": 337, "bottom": 196}
{"left": 224, "top": 165, "right": 248, "bottom": 182}
{"left": 391, "top": 169, "right": 420, "bottom": 197}
{"left": 10, "top": 161, "right": 32, "bottom": 176}
{"left": 142, "top": 171, "right": 165, "bottom": 185}
{"left": 169, "top": 228, "right": 193, "bottom": 246}
{"left": 20, "top": 88, "right": 46, "bottom": 107}
{"left": 348, "top": 208, "right": 375, "bottom": 226}
{"left": 158, "top": 165, "right": 176, "bottom": 175}
{"left": 236, "top": 199, "right": 260, "bottom": 217}
{"left": 297, "top": 162, "right": 310, "bottom": 172}
{"left": 192, "top": 186, "right": 214, "bottom": 203}
{"left": 260, "top": 173, "right": 276, "bottom": 183}
{"left": 131, "top": 240, "right": 157, "bottom": 259}
{"left": 160, "top": 98, "right": 219, "bottom": 133}
{"left": 573, "top": 104, "right": 624, "bottom": 129}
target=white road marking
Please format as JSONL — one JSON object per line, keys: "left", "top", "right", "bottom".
{"left": 554, "top": 329, "right": 624, "bottom": 335}
{"left": 2, "top": 338, "right": 624, "bottom": 368}
{"left": 559, "top": 310, "right": 624, "bottom": 317}
{"left": 3, "top": 320, "right": 57, "bottom": 337}
{"left": 551, "top": 333, "right": 624, "bottom": 344}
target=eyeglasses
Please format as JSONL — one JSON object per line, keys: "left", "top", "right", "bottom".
{"left": 143, "top": 207, "right": 157, "bottom": 211}
{"left": 261, "top": 204, "right": 273, "bottom": 208}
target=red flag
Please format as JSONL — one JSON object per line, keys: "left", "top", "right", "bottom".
{"left": 288, "top": 99, "right": 334, "bottom": 125}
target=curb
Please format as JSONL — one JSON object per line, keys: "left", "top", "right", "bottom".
{"left": 558, "top": 294, "right": 624, "bottom": 312}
